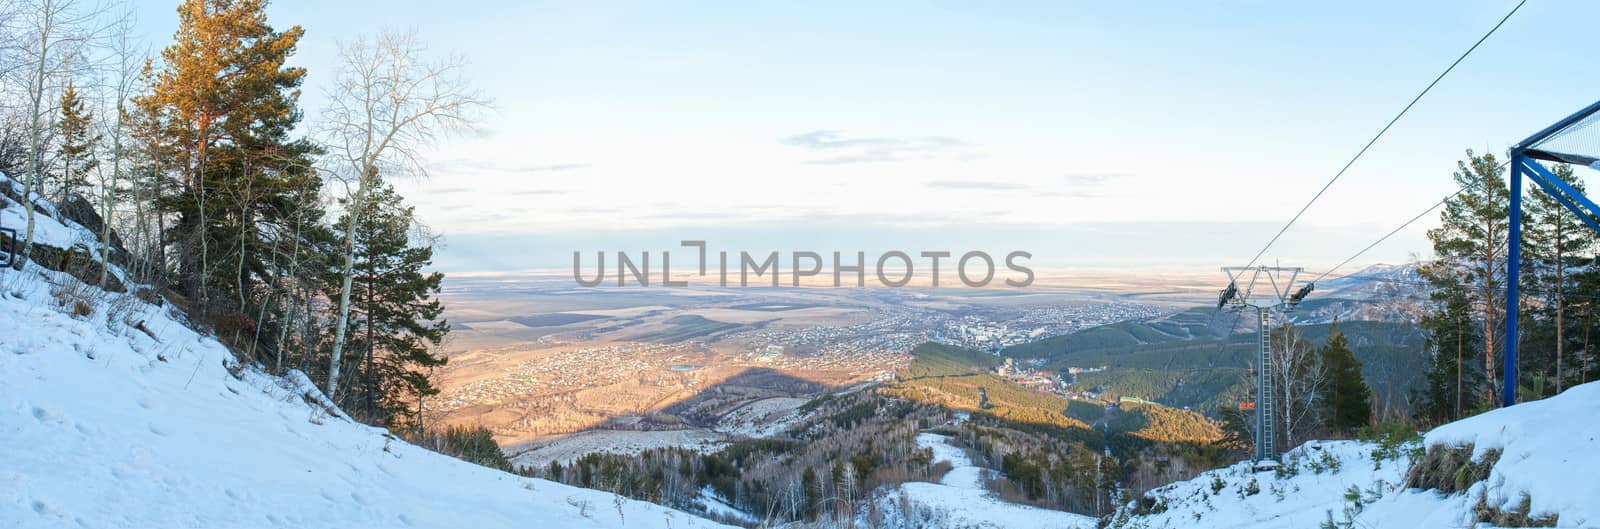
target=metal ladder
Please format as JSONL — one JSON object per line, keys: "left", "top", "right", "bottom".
{"left": 1256, "top": 306, "right": 1276, "bottom": 461}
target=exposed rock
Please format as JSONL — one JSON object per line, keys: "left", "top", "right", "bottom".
{"left": 0, "top": 229, "right": 126, "bottom": 292}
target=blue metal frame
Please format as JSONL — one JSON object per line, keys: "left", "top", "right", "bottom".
{"left": 1521, "top": 160, "right": 1600, "bottom": 235}
{"left": 1507, "top": 157, "right": 1521, "bottom": 407}
{"left": 1505, "top": 100, "right": 1600, "bottom": 405}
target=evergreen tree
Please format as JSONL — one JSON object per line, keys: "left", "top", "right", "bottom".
{"left": 1319, "top": 319, "right": 1371, "bottom": 434}
{"left": 1571, "top": 254, "right": 1600, "bottom": 388}
{"left": 1422, "top": 150, "right": 1509, "bottom": 408}
{"left": 334, "top": 182, "right": 448, "bottom": 430}
{"left": 801, "top": 466, "right": 819, "bottom": 519}
{"left": 54, "top": 81, "right": 98, "bottom": 201}
{"left": 1523, "top": 163, "right": 1591, "bottom": 396}
{"left": 137, "top": 0, "right": 316, "bottom": 313}
{"left": 1416, "top": 284, "right": 1479, "bottom": 424}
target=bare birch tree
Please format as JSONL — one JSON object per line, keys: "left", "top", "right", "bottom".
{"left": 12, "top": 0, "right": 95, "bottom": 265}
{"left": 88, "top": 8, "right": 138, "bottom": 286}
{"left": 1271, "top": 322, "right": 1326, "bottom": 448}
{"left": 318, "top": 29, "right": 487, "bottom": 397}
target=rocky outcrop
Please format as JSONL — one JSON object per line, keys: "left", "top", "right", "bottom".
{"left": 0, "top": 228, "right": 126, "bottom": 292}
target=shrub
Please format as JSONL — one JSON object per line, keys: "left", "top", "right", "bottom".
{"left": 1320, "top": 450, "right": 1343, "bottom": 473}
{"left": 1276, "top": 454, "right": 1301, "bottom": 479}
{"left": 1405, "top": 444, "right": 1499, "bottom": 494}
{"left": 49, "top": 277, "right": 98, "bottom": 318}
{"left": 411, "top": 425, "right": 512, "bottom": 471}
{"left": 132, "top": 286, "right": 163, "bottom": 306}
{"left": 1236, "top": 477, "right": 1259, "bottom": 499}
{"left": 1361, "top": 420, "right": 1422, "bottom": 468}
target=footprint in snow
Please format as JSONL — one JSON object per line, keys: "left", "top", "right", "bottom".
{"left": 30, "top": 498, "right": 61, "bottom": 517}
{"left": 31, "top": 405, "right": 64, "bottom": 424}
{"left": 148, "top": 423, "right": 170, "bottom": 436}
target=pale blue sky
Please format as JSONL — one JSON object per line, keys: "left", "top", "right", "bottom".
{"left": 130, "top": 1, "right": 1600, "bottom": 272}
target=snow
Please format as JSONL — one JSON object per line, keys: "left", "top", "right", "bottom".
{"left": 697, "top": 487, "right": 757, "bottom": 524}
{"left": 0, "top": 263, "right": 730, "bottom": 527}
{"left": 711, "top": 396, "right": 807, "bottom": 438}
{"left": 1361, "top": 381, "right": 1600, "bottom": 528}
{"left": 1, "top": 173, "right": 130, "bottom": 290}
{"left": 1, "top": 173, "right": 97, "bottom": 252}
{"left": 509, "top": 428, "right": 725, "bottom": 468}
{"left": 1120, "top": 440, "right": 1410, "bottom": 529}
{"left": 1120, "top": 383, "right": 1600, "bottom": 529}
{"left": 869, "top": 433, "right": 1097, "bottom": 529}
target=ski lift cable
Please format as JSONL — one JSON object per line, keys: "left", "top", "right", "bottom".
{"left": 1312, "top": 159, "right": 1517, "bottom": 283}
{"left": 1242, "top": 0, "right": 1529, "bottom": 271}
{"left": 1313, "top": 189, "right": 1465, "bottom": 283}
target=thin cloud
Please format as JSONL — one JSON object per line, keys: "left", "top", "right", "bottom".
{"left": 1061, "top": 173, "right": 1125, "bottom": 186}
{"left": 925, "top": 180, "right": 1027, "bottom": 191}
{"left": 431, "top": 159, "right": 592, "bottom": 174}
{"left": 520, "top": 163, "right": 591, "bottom": 173}
{"left": 782, "top": 130, "right": 977, "bottom": 165}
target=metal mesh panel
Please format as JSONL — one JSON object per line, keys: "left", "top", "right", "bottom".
{"left": 1522, "top": 102, "right": 1600, "bottom": 168}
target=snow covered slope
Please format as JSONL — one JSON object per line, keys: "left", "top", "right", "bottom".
{"left": 1114, "top": 440, "right": 1411, "bottom": 529}
{"left": 1116, "top": 383, "right": 1600, "bottom": 529}
{"left": 868, "top": 433, "right": 1096, "bottom": 529}
{"left": 1361, "top": 381, "right": 1600, "bottom": 528}
{"left": 0, "top": 256, "right": 729, "bottom": 525}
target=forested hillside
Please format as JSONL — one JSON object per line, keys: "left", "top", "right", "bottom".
{"left": 1002, "top": 307, "right": 1428, "bottom": 417}
{"left": 0, "top": 174, "right": 727, "bottom": 528}
{"left": 0, "top": 0, "right": 483, "bottom": 437}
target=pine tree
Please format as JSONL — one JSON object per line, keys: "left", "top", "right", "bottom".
{"left": 54, "top": 81, "right": 98, "bottom": 201}
{"left": 1422, "top": 150, "right": 1509, "bottom": 408}
{"left": 1523, "top": 163, "right": 1591, "bottom": 396}
{"left": 333, "top": 182, "right": 448, "bottom": 430}
{"left": 138, "top": 0, "right": 315, "bottom": 314}
{"left": 1571, "top": 250, "right": 1600, "bottom": 388}
{"left": 1416, "top": 284, "right": 1478, "bottom": 424}
{"left": 801, "top": 466, "right": 819, "bottom": 520}
{"left": 1319, "top": 319, "right": 1371, "bottom": 434}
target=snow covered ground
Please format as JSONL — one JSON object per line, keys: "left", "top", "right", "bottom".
{"left": 1118, "top": 440, "right": 1411, "bottom": 529}
{"left": 0, "top": 202, "right": 730, "bottom": 528}
{"left": 1359, "top": 381, "right": 1600, "bottom": 528}
{"left": 711, "top": 396, "right": 808, "bottom": 438}
{"left": 698, "top": 486, "right": 758, "bottom": 525}
{"left": 2, "top": 174, "right": 118, "bottom": 268}
{"left": 508, "top": 428, "right": 725, "bottom": 468}
{"left": 1119, "top": 382, "right": 1600, "bottom": 529}
{"left": 869, "top": 433, "right": 1097, "bottom": 529}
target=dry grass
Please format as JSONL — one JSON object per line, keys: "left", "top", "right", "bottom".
{"left": 49, "top": 276, "right": 100, "bottom": 318}
{"left": 1404, "top": 443, "right": 1500, "bottom": 494}
{"left": 1474, "top": 491, "right": 1559, "bottom": 527}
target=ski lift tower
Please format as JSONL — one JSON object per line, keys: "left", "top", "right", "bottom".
{"left": 1218, "top": 266, "right": 1314, "bottom": 463}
